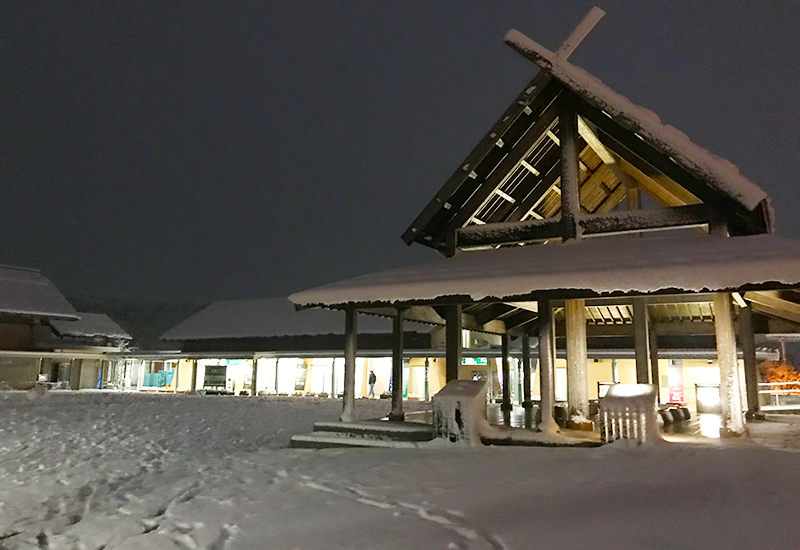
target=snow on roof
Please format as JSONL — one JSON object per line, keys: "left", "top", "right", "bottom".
{"left": 50, "top": 312, "right": 131, "bottom": 340}
{"left": 161, "top": 297, "right": 430, "bottom": 341}
{"left": 504, "top": 29, "right": 770, "bottom": 212}
{"left": 290, "top": 234, "right": 800, "bottom": 307}
{"left": 0, "top": 264, "right": 79, "bottom": 320}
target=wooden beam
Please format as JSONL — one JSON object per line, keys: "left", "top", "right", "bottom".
{"left": 457, "top": 204, "right": 709, "bottom": 247}
{"left": 745, "top": 291, "right": 800, "bottom": 324}
{"left": 577, "top": 99, "right": 764, "bottom": 235}
{"left": 559, "top": 95, "right": 582, "bottom": 240}
{"left": 578, "top": 116, "right": 637, "bottom": 190}
{"left": 445, "top": 97, "right": 562, "bottom": 233}
{"left": 457, "top": 217, "right": 563, "bottom": 247}
{"left": 474, "top": 303, "right": 516, "bottom": 326}
{"left": 556, "top": 7, "right": 606, "bottom": 58}
{"left": 402, "top": 70, "right": 554, "bottom": 246}
{"left": 580, "top": 204, "right": 709, "bottom": 236}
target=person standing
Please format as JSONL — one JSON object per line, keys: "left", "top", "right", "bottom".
{"left": 368, "top": 370, "right": 377, "bottom": 398}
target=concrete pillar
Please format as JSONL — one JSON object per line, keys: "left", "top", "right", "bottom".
{"left": 251, "top": 358, "right": 259, "bottom": 396}
{"left": 565, "top": 298, "right": 588, "bottom": 418}
{"left": 633, "top": 298, "right": 650, "bottom": 384}
{"left": 522, "top": 331, "right": 532, "bottom": 409}
{"left": 501, "top": 333, "right": 512, "bottom": 423}
{"left": 445, "top": 304, "right": 462, "bottom": 382}
{"left": 714, "top": 293, "right": 746, "bottom": 436}
{"left": 737, "top": 305, "right": 763, "bottom": 420}
{"left": 340, "top": 308, "right": 358, "bottom": 423}
{"left": 389, "top": 308, "right": 405, "bottom": 421}
{"left": 538, "top": 299, "right": 558, "bottom": 433}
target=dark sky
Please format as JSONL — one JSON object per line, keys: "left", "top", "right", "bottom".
{"left": 3, "top": 1, "right": 799, "bottom": 304}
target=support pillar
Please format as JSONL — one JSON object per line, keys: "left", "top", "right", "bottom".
{"left": 330, "top": 358, "right": 336, "bottom": 398}
{"left": 565, "top": 298, "right": 588, "bottom": 419}
{"left": 633, "top": 298, "right": 650, "bottom": 384}
{"left": 389, "top": 308, "right": 405, "bottom": 421}
{"left": 537, "top": 299, "right": 558, "bottom": 434}
{"left": 424, "top": 357, "right": 430, "bottom": 401}
{"left": 251, "top": 358, "right": 258, "bottom": 396}
{"left": 714, "top": 293, "right": 746, "bottom": 436}
{"left": 340, "top": 308, "right": 358, "bottom": 423}
{"left": 738, "top": 305, "right": 764, "bottom": 420}
{"left": 501, "top": 333, "right": 512, "bottom": 422}
{"left": 445, "top": 304, "right": 462, "bottom": 382}
{"left": 648, "top": 318, "right": 660, "bottom": 403}
{"left": 274, "top": 358, "right": 280, "bottom": 394}
{"left": 522, "top": 330, "right": 532, "bottom": 409}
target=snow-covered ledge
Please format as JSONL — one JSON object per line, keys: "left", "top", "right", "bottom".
{"left": 600, "top": 384, "right": 661, "bottom": 445}
{"left": 432, "top": 380, "right": 488, "bottom": 446}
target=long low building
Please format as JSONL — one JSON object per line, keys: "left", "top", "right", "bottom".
{"left": 0, "top": 264, "right": 131, "bottom": 389}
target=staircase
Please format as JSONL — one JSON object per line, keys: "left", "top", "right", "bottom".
{"left": 290, "top": 419, "right": 435, "bottom": 449}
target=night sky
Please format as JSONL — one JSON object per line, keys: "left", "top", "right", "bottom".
{"left": 4, "top": 1, "right": 799, "bottom": 304}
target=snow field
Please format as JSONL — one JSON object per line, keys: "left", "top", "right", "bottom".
{"left": 1, "top": 392, "right": 800, "bottom": 550}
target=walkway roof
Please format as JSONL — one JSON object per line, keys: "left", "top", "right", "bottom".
{"left": 50, "top": 312, "right": 131, "bottom": 340}
{"left": 162, "top": 297, "right": 432, "bottom": 342}
{"left": 290, "top": 235, "right": 800, "bottom": 309}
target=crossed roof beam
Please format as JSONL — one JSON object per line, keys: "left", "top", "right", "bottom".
{"left": 403, "top": 7, "right": 770, "bottom": 252}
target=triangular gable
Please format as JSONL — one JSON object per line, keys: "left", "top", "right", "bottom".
{"left": 403, "top": 31, "right": 773, "bottom": 252}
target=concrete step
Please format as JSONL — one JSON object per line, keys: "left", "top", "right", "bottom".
{"left": 312, "top": 420, "right": 435, "bottom": 442}
{"left": 290, "top": 431, "right": 423, "bottom": 449}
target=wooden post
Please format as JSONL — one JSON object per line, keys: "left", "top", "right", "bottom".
{"left": 522, "top": 330, "right": 533, "bottom": 409}
{"left": 191, "top": 359, "right": 198, "bottom": 392}
{"left": 389, "top": 308, "right": 405, "bottom": 421}
{"left": 538, "top": 299, "right": 558, "bottom": 433}
{"left": 648, "top": 318, "right": 660, "bottom": 403}
{"left": 559, "top": 96, "right": 582, "bottom": 241}
{"left": 501, "top": 333, "right": 512, "bottom": 413}
{"left": 714, "top": 293, "right": 746, "bottom": 436}
{"left": 445, "top": 304, "right": 462, "bottom": 382}
{"left": 251, "top": 358, "right": 258, "bottom": 396}
{"left": 340, "top": 307, "right": 358, "bottom": 423}
{"left": 738, "top": 305, "right": 763, "bottom": 420}
{"left": 565, "top": 298, "right": 588, "bottom": 419}
{"left": 633, "top": 298, "right": 650, "bottom": 384}
{"left": 274, "top": 358, "right": 280, "bottom": 393}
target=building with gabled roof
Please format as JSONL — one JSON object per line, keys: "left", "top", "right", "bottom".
{"left": 0, "top": 264, "right": 130, "bottom": 390}
{"left": 290, "top": 11, "right": 800, "bottom": 436}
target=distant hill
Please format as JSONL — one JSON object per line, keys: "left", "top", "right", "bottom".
{"left": 67, "top": 295, "right": 206, "bottom": 350}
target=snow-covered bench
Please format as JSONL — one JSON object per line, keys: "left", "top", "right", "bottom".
{"left": 599, "top": 384, "right": 660, "bottom": 445}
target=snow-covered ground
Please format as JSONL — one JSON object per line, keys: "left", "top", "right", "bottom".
{"left": 2, "top": 392, "right": 800, "bottom": 550}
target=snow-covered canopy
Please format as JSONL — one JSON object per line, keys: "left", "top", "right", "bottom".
{"left": 504, "top": 29, "right": 769, "bottom": 212}
{"left": 0, "top": 264, "right": 79, "bottom": 320}
{"left": 162, "top": 297, "right": 430, "bottom": 341}
{"left": 290, "top": 235, "right": 800, "bottom": 307}
{"left": 50, "top": 312, "right": 131, "bottom": 341}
